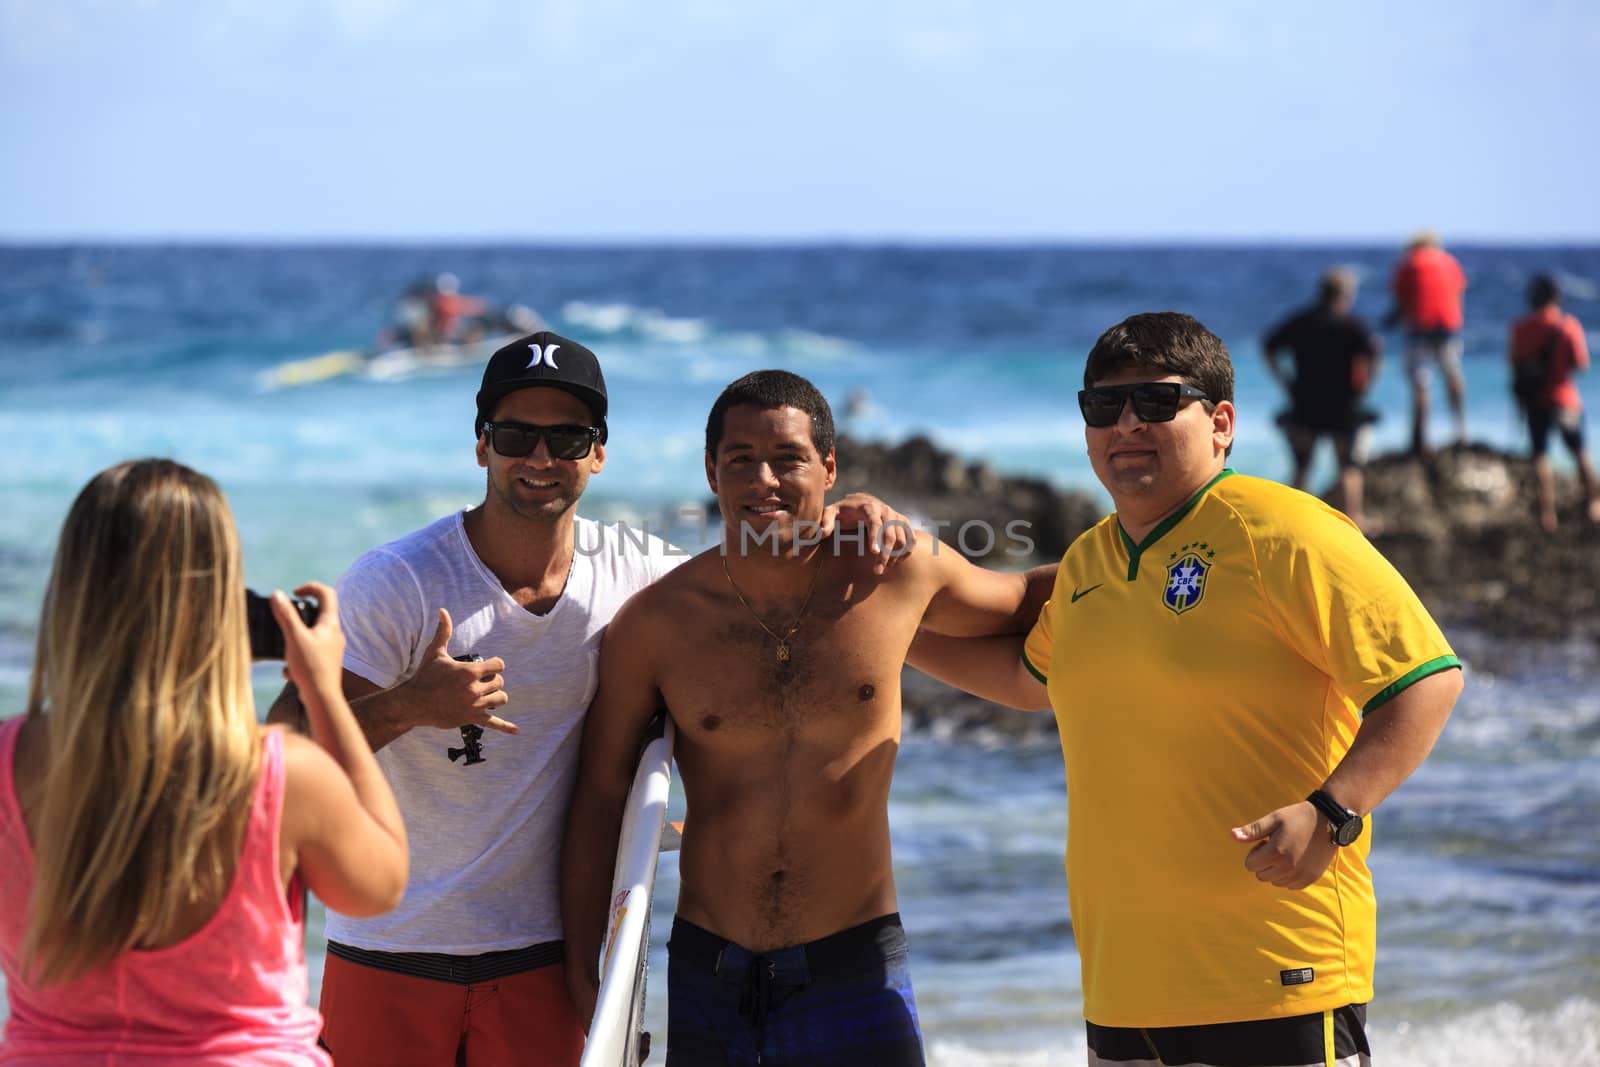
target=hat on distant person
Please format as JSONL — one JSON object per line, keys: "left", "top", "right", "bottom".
{"left": 1406, "top": 229, "right": 1442, "bottom": 251}
{"left": 476, "top": 331, "right": 609, "bottom": 442}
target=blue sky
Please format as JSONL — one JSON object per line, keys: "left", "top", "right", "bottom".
{"left": 2, "top": 1, "right": 1595, "bottom": 242}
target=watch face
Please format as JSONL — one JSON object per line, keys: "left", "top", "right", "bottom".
{"left": 1333, "top": 817, "right": 1363, "bottom": 846}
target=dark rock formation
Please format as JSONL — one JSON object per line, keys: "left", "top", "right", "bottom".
{"left": 832, "top": 434, "right": 1103, "bottom": 563}
{"left": 1358, "top": 443, "right": 1599, "bottom": 644}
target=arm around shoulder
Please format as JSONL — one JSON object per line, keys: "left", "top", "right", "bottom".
{"left": 907, "top": 630, "right": 1051, "bottom": 711}
{"left": 907, "top": 546, "right": 1056, "bottom": 710}
{"left": 917, "top": 532, "right": 1056, "bottom": 638}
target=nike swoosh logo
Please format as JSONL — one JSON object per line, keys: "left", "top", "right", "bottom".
{"left": 1070, "top": 583, "right": 1103, "bottom": 603}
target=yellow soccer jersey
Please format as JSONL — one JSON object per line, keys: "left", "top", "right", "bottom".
{"left": 1022, "top": 471, "right": 1458, "bottom": 1028}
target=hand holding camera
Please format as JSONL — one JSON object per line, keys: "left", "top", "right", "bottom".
{"left": 263, "top": 583, "right": 345, "bottom": 701}
{"left": 245, "top": 589, "right": 319, "bottom": 661}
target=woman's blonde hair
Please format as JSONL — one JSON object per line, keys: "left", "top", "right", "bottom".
{"left": 22, "top": 458, "right": 260, "bottom": 985}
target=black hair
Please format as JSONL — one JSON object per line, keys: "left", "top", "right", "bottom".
{"left": 1527, "top": 274, "right": 1560, "bottom": 309}
{"left": 705, "top": 370, "right": 836, "bottom": 458}
{"left": 1083, "top": 311, "right": 1235, "bottom": 407}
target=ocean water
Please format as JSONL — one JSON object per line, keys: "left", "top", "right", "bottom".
{"left": 2, "top": 244, "right": 1598, "bottom": 1063}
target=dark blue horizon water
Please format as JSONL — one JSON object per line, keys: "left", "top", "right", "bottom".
{"left": 5, "top": 242, "right": 1597, "bottom": 508}
{"left": 2, "top": 244, "right": 1597, "bottom": 1063}
{"left": 8, "top": 239, "right": 1599, "bottom": 351}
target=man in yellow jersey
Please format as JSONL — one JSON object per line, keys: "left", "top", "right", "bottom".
{"left": 910, "top": 312, "right": 1462, "bottom": 1066}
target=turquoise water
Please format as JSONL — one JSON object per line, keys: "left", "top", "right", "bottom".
{"left": 2, "top": 244, "right": 1598, "bottom": 1062}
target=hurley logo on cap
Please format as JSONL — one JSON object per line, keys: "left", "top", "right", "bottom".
{"left": 477, "top": 330, "right": 610, "bottom": 443}
{"left": 527, "top": 342, "right": 561, "bottom": 370}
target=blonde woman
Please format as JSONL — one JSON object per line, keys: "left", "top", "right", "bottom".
{"left": 0, "top": 459, "right": 408, "bottom": 1065}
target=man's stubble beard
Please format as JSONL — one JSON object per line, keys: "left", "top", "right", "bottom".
{"left": 489, "top": 472, "right": 584, "bottom": 525}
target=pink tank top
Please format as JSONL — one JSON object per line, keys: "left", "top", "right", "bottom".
{"left": 0, "top": 718, "right": 331, "bottom": 1065}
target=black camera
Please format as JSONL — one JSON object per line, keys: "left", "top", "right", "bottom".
{"left": 244, "top": 589, "right": 320, "bottom": 661}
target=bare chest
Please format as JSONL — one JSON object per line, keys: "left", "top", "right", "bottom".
{"left": 658, "top": 590, "right": 919, "bottom": 741}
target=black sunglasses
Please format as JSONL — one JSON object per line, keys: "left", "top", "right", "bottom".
{"left": 482, "top": 421, "right": 601, "bottom": 460}
{"left": 1077, "top": 382, "right": 1210, "bottom": 428}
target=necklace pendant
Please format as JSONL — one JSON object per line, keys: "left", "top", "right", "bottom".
{"left": 776, "top": 642, "right": 791, "bottom": 662}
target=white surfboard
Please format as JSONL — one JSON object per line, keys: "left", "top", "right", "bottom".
{"left": 362, "top": 334, "right": 515, "bottom": 382}
{"left": 255, "top": 348, "right": 367, "bottom": 390}
{"left": 582, "top": 717, "right": 676, "bottom": 1067}
{"left": 255, "top": 334, "right": 519, "bottom": 391}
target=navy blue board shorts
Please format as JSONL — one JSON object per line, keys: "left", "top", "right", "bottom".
{"left": 666, "top": 913, "right": 925, "bottom": 1067}
{"left": 1086, "top": 1003, "right": 1371, "bottom": 1066}
{"left": 1526, "top": 403, "right": 1586, "bottom": 458}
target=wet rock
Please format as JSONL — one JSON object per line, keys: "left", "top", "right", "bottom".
{"left": 832, "top": 433, "right": 1103, "bottom": 563}
{"left": 1358, "top": 443, "right": 1600, "bottom": 644}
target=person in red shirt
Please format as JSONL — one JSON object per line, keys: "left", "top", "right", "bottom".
{"left": 1508, "top": 273, "right": 1599, "bottom": 531}
{"left": 428, "top": 272, "right": 488, "bottom": 343}
{"left": 1387, "top": 231, "right": 1467, "bottom": 453}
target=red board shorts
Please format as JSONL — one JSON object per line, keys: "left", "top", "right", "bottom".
{"left": 319, "top": 942, "right": 584, "bottom": 1067}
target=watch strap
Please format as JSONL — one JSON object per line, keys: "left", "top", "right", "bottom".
{"left": 1306, "top": 789, "right": 1356, "bottom": 824}
{"left": 1307, "top": 789, "right": 1362, "bottom": 845}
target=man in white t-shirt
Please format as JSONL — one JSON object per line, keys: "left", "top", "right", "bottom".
{"left": 269, "top": 332, "right": 907, "bottom": 1067}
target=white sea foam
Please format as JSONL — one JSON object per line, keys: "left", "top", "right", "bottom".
{"left": 635, "top": 310, "right": 710, "bottom": 344}
{"left": 560, "top": 300, "right": 710, "bottom": 345}
{"left": 561, "top": 300, "right": 637, "bottom": 334}
{"left": 775, "top": 327, "right": 856, "bottom": 358}
{"left": 925, "top": 997, "right": 1600, "bottom": 1066}
{"left": 928, "top": 1042, "right": 1082, "bottom": 1066}
{"left": 1552, "top": 270, "right": 1599, "bottom": 301}
{"left": 1378, "top": 998, "right": 1600, "bottom": 1065}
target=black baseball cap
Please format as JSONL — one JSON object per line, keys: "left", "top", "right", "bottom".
{"left": 475, "top": 331, "right": 608, "bottom": 442}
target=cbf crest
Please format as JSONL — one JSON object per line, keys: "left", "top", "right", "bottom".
{"left": 1163, "top": 542, "right": 1214, "bottom": 615}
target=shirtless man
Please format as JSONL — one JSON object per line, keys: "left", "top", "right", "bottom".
{"left": 561, "top": 370, "right": 1052, "bottom": 1066}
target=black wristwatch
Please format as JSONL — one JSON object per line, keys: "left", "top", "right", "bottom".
{"left": 1307, "top": 789, "right": 1364, "bottom": 846}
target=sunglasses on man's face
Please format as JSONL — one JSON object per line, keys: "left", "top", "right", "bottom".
{"left": 482, "top": 421, "right": 601, "bottom": 460}
{"left": 1077, "top": 382, "right": 1210, "bottom": 428}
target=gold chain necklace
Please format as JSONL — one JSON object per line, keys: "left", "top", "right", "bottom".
{"left": 720, "top": 551, "right": 825, "bottom": 662}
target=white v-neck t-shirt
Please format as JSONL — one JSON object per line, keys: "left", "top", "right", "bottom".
{"left": 324, "top": 511, "right": 681, "bottom": 954}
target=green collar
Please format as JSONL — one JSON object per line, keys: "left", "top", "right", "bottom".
{"left": 1116, "top": 469, "right": 1234, "bottom": 580}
